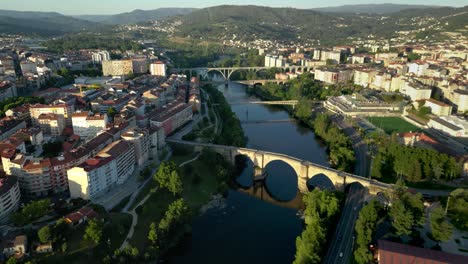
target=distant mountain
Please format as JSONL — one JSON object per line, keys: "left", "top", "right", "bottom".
{"left": 172, "top": 5, "right": 468, "bottom": 44}
{"left": 312, "top": 4, "right": 444, "bottom": 14}
{"left": 0, "top": 10, "right": 100, "bottom": 36}
{"left": 75, "top": 8, "right": 197, "bottom": 25}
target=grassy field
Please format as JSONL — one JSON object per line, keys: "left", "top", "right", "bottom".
{"left": 129, "top": 152, "right": 222, "bottom": 251}
{"left": 367, "top": 117, "right": 421, "bottom": 134}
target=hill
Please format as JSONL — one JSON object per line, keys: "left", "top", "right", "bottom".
{"left": 0, "top": 10, "right": 100, "bottom": 36}
{"left": 312, "top": 3, "right": 444, "bottom": 14}
{"left": 172, "top": 5, "right": 468, "bottom": 44}
{"left": 75, "top": 8, "right": 197, "bottom": 24}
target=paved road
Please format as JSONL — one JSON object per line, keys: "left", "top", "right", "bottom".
{"left": 332, "top": 115, "right": 369, "bottom": 178}
{"left": 323, "top": 184, "right": 366, "bottom": 264}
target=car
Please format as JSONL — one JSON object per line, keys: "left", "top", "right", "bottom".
{"left": 339, "top": 252, "right": 343, "bottom": 258}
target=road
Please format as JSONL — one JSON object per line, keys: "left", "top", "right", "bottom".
{"left": 332, "top": 114, "right": 369, "bottom": 178}
{"left": 323, "top": 184, "right": 366, "bottom": 264}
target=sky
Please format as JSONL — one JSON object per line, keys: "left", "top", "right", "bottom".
{"left": 0, "top": 0, "right": 466, "bottom": 15}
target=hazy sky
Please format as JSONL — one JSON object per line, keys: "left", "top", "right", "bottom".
{"left": 0, "top": 0, "right": 466, "bottom": 15}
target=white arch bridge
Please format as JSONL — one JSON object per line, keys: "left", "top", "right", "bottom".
{"left": 167, "top": 139, "right": 391, "bottom": 195}
{"left": 172, "top": 66, "right": 315, "bottom": 81}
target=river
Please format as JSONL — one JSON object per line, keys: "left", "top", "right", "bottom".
{"left": 169, "top": 81, "right": 329, "bottom": 264}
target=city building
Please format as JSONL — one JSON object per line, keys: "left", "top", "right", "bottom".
{"left": 150, "top": 61, "right": 166, "bottom": 77}
{"left": 314, "top": 68, "right": 353, "bottom": 84}
{"left": 428, "top": 116, "right": 468, "bottom": 137}
{"left": 0, "top": 81, "right": 17, "bottom": 101}
{"left": 91, "top": 51, "right": 110, "bottom": 64}
{"left": 451, "top": 89, "right": 468, "bottom": 113}
{"left": 38, "top": 113, "right": 65, "bottom": 136}
{"left": 29, "top": 104, "right": 73, "bottom": 126}
{"left": 72, "top": 112, "right": 109, "bottom": 140}
{"left": 377, "top": 240, "right": 468, "bottom": 264}
{"left": 0, "top": 117, "right": 27, "bottom": 141}
{"left": 149, "top": 100, "right": 193, "bottom": 136}
{"left": 403, "top": 82, "right": 432, "bottom": 101}
{"left": 324, "top": 94, "right": 403, "bottom": 117}
{"left": 423, "top": 98, "right": 452, "bottom": 116}
{"left": 0, "top": 176, "right": 21, "bottom": 224}
{"left": 121, "top": 129, "right": 150, "bottom": 166}
{"left": 2, "top": 235, "right": 28, "bottom": 258}
{"left": 67, "top": 140, "right": 136, "bottom": 200}
{"left": 102, "top": 60, "right": 133, "bottom": 76}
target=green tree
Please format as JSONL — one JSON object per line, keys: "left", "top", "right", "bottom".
{"left": 84, "top": 219, "right": 104, "bottom": 245}
{"left": 390, "top": 200, "right": 414, "bottom": 236}
{"left": 61, "top": 242, "right": 68, "bottom": 253}
{"left": 354, "top": 200, "right": 382, "bottom": 264}
{"left": 38, "top": 225, "right": 51, "bottom": 243}
{"left": 148, "top": 222, "right": 158, "bottom": 245}
{"left": 430, "top": 207, "right": 453, "bottom": 242}
{"left": 167, "top": 170, "right": 183, "bottom": 196}
{"left": 154, "top": 161, "right": 177, "bottom": 188}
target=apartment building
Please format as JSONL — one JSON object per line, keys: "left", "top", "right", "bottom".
{"left": 72, "top": 112, "right": 109, "bottom": 140}
{"left": 38, "top": 113, "right": 65, "bottom": 136}
{"left": 102, "top": 60, "right": 133, "bottom": 76}
{"left": 424, "top": 98, "right": 452, "bottom": 116}
{"left": 150, "top": 61, "right": 166, "bottom": 77}
{"left": 0, "top": 176, "right": 21, "bottom": 223}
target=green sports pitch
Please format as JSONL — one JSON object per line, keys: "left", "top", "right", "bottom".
{"left": 366, "top": 117, "right": 421, "bottom": 134}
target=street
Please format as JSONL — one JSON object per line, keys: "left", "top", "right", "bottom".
{"left": 332, "top": 114, "right": 369, "bottom": 178}
{"left": 323, "top": 184, "right": 366, "bottom": 264}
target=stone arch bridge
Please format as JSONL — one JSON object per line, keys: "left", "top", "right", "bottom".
{"left": 168, "top": 139, "right": 391, "bottom": 195}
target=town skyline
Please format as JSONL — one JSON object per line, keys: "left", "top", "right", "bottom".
{"left": 0, "top": 0, "right": 466, "bottom": 15}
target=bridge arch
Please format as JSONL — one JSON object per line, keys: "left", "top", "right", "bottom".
{"left": 206, "top": 69, "right": 227, "bottom": 80}
{"left": 307, "top": 173, "right": 335, "bottom": 191}
{"left": 263, "top": 160, "right": 299, "bottom": 201}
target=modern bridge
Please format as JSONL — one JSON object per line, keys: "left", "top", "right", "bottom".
{"left": 172, "top": 66, "right": 315, "bottom": 81}
{"left": 167, "top": 139, "right": 391, "bottom": 195}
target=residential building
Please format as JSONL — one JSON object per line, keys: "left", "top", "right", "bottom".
{"left": 149, "top": 100, "right": 193, "bottom": 136}
{"left": 67, "top": 156, "right": 117, "bottom": 200}
{"left": 451, "top": 89, "right": 468, "bottom": 113}
{"left": 132, "top": 56, "right": 148, "bottom": 74}
{"left": 102, "top": 60, "right": 133, "bottom": 76}
{"left": 121, "top": 129, "right": 150, "bottom": 166}
{"left": 353, "top": 69, "right": 376, "bottom": 87}
{"left": 150, "top": 61, "right": 166, "bottom": 77}
{"left": 0, "top": 117, "right": 27, "bottom": 141}
{"left": 0, "top": 176, "right": 21, "bottom": 224}
{"left": 64, "top": 206, "right": 98, "bottom": 227}
{"left": 98, "top": 140, "right": 135, "bottom": 184}
{"left": 321, "top": 50, "right": 341, "bottom": 64}
{"left": 314, "top": 68, "right": 353, "bottom": 84}
{"left": 72, "top": 112, "right": 109, "bottom": 140}
{"left": 29, "top": 104, "right": 73, "bottom": 126}
{"left": 67, "top": 140, "right": 136, "bottom": 200}
{"left": 0, "top": 81, "right": 17, "bottom": 101}
{"left": 424, "top": 98, "right": 452, "bottom": 116}
{"left": 2, "top": 235, "right": 28, "bottom": 257}
{"left": 408, "top": 61, "right": 429, "bottom": 76}
{"left": 403, "top": 82, "right": 432, "bottom": 101}
{"left": 38, "top": 113, "right": 65, "bottom": 136}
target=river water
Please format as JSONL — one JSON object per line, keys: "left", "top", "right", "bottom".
{"left": 170, "top": 82, "right": 329, "bottom": 264}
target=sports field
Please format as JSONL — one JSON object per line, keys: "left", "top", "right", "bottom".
{"left": 366, "top": 117, "right": 421, "bottom": 134}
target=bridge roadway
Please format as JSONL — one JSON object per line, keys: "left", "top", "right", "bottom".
{"left": 167, "top": 139, "right": 391, "bottom": 195}
{"left": 173, "top": 66, "right": 315, "bottom": 81}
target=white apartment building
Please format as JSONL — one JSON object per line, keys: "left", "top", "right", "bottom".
{"left": 67, "top": 140, "right": 136, "bottom": 200}
{"left": 150, "top": 61, "right": 166, "bottom": 77}
{"left": 451, "top": 89, "right": 468, "bottom": 113}
{"left": 403, "top": 82, "right": 432, "bottom": 101}
{"left": 121, "top": 129, "right": 151, "bottom": 166}
{"left": 407, "top": 62, "right": 429, "bottom": 77}
{"left": 424, "top": 98, "right": 452, "bottom": 116}
{"left": 72, "top": 112, "right": 109, "bottom": 140}
{"left": 321, "top": 50, "right": 341, "bottom": 64}
{"left": 92, "top": 51, "right": 110, "bottom": 64}
{"left": 0, "top": 176, "right": 21, "bottom": 223}
{"left": 353, "top": 69, "right": 376, "bottom": 87}
{"left": 264, "top": 54, "right": 285, "bottom": 67}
